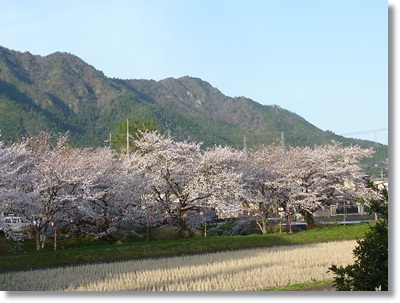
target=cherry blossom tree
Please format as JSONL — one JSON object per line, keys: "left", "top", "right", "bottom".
{"left": 0, "top": 133, "right": 71, "bottom": 248}
{"left": 281, "top": 145, "right": 328, "bottom": 229}
{"left": 286, "top": 142, "right": 383, "bottom": 229}
{"left": 318, "top": 142, "right": 383, "bottom": 203}
{"left": 0, "top": 138, "right": 34, "bottom": 213}
{"left": 123, "top": 132, "right": 200, "bottom": 236}
{"left": 239, "top": 144, "right": 287, "bottom": 234}
{"left": 0, "top": 133, "right": 129, "bottom": 248}
{"left": 239, "top": 141, "right": 383, "bottom": 232}
{"left": 64, "top": 147, "right": 137, "bottom": 241}
{"left": 125, "top": 132, "right": 244, "bottom": 237}
{"left": 24, "top": 133, "right": 111, "bottom": 249}
{"left": 199, "top": 145, "right": 246, "bottom": 216}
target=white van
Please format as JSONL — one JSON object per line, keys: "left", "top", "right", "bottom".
{"left": 0, "top": 214, "right": 30, "bottom": 239}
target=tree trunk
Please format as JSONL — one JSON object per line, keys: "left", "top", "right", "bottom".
{"left": 39, "top": 225, "right": 48, "bottom": 250}
{"left": 256, "top": 215, "right": 268, "bottom": 235}
{"left": 178, "top": 213, "right": 192, "bottom": 238}
{"left": 34, "top": 225, "right": 45, "bottom": 251}
{"left": 40, "top": 233, "right": 47, "bottom": 250}
{"left": 35, "top": 228, "right": 40, "bottom": 251}
{"left": 301, "top": 210, "right": 315, "bottom": 230}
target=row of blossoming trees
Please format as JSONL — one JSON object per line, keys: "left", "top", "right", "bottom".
{"left": 0, "top": 131, "right": 383, "bottom": 249}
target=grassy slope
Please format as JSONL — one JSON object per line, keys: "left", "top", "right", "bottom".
{"left": 265, "top": 280, "right": 335, "bottom": 291}
{"left": 0, "top": 223, "right": 369, "bottom": 273}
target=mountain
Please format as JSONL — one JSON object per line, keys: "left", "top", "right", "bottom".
{"left": 0, "top": 46, "right": 387, "bottom": 177}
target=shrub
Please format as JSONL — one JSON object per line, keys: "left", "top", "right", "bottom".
{"left": 329, "top": 201, "right": 388, "bottom": 291}
{"left": 150, "top": 226, "right": 181, "bottom": 241}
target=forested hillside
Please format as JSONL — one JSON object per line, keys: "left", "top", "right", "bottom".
{"left": 0, "top": 45, "right": 387, "bottom": 177}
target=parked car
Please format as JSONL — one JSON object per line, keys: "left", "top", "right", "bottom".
{"left": 0, "top": 213, "right": 31, "bottom": 240}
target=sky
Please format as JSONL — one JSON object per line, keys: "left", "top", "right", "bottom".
{"left": 0, "top": 0, "right": 389, "bottom": 145}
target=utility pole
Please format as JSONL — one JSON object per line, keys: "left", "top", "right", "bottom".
{"left": 166, "top": 122, "right": 171, "bottom": 139}
{"left": 126, "top": 118, "right": 130, "bottom": 155}
{"left": 281, "top": 131, "right": 285, "bottom": 150}
{"left": 243, "top": 135, "right": 247, "bottom": 151}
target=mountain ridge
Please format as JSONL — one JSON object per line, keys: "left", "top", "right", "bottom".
{"left": 0, "top": 45, "right": 387, "bottom": 177}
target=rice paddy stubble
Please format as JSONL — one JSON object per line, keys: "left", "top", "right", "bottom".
{"left": 0, "top": 240, "right": 357, "bottom": 291}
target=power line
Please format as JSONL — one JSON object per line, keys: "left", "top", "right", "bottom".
{"left": 341, "top": 128, "right": 388, "bottom": 136}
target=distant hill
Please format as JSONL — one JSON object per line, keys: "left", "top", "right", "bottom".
{"left": 0, "top": 45, "right": 387, "bottom": 177}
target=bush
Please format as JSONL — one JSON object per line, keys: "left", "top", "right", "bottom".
{"left": 150, "top": 226, "right": 181, "bottom": 240}
{"left": 231, "top": 218, "right": 258, "bottom": 235}
{"left": 329, "top": 200, "right": 388, "bottom": 291}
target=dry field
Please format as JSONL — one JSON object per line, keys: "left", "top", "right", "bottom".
{"left": 0, "top": 240, "right": 357, "bottom": 291}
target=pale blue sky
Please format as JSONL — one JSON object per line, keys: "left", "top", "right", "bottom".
{"left": 0, "top": 0, "right": 388, "bottom": 145}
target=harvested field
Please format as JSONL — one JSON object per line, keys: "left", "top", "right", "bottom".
{"left": 0, "top": 240, "right": 356, "bottom": 291}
